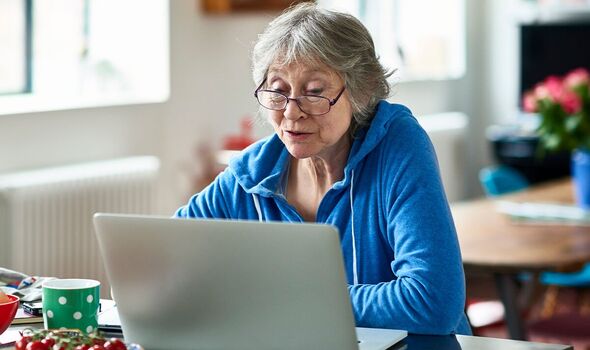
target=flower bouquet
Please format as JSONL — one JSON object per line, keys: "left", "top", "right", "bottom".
{"left": 523, "top": 68, "right": 590, "bottom": 152}
{"left": 523, "top": 67, "right": 590, "bottom": 208}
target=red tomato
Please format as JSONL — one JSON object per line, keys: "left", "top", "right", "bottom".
{"left": 52, "top": 345, "right": 66, "bottom": 350}
{"left": 74, "top": 345, "right": 92, "bottom": 350}
{"left": 104, "top": 339, "right": 126, "bottom": 350}
{"left": 91, "top": 345, "right": 106, "bottom": 350}
{"left": 92, "top": 338, "right": 106, "bottom": 346}
{"left": 41, "top": 338, "right": 55, "bottom": 347}
{"left": 15, "top": 337, "right": 30, "bottom": 350}
{"left": 26, "top": 341, "right": 50, "bottom": 350}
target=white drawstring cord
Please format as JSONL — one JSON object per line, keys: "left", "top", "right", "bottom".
{"left": 350, "top": 170, "right": 358, "bottom": 285}
{"left": 252, "top": 194, "right": 263, "bottom": 222}
{"left": 253, "top": 171, "right": 358, "bottom": 284}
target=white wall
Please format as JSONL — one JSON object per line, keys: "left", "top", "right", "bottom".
{"left": 484, "top": 0, "right": 521, "bottom": 125}
{"left": 161, "top": 1, "right": 273, "bottom": 209}
{"left": 0, "top": 103, "right": 164, "bottom": 177}
{"left": 0, "top": 0, "right": 519, "bottom": 213}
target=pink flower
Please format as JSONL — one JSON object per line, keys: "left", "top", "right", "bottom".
{"left": 559, "top": 89, "right": 582, "bottom": 114}
{"left": 544, "top": 76, "right": 564, "bottom": 101}
{"left": 523, "top": 91, "right": 538, "bottom": 113}
{"left": 564, "top": 68, "right": 590, "bottom": 89}
{"left": 534, "top": 83, "right": 552, "bottom": 101}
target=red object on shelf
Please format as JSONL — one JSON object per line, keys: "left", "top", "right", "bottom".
{"left": 223, "top": 117, "right": 256, "bottom": 151}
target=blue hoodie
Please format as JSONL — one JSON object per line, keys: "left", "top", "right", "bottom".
{"left": 176, "top": 101, "right": 472, "bottom": 335}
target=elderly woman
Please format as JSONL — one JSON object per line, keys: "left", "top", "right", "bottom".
{"left": 176, "top": 3, "right": 471, "bottom": 335}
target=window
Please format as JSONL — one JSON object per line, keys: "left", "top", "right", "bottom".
{"left": 0, "top": 0, "right": 169, "bottom": 115}
{"left": 319, "top": 0, "right": 466, "bottom": 81}
{"left": 0, "top": 0, "right": 30, "bottom": 95}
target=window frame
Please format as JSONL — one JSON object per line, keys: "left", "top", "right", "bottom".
{"left": 24, "top": 0, "right": 32, "bottom": 93}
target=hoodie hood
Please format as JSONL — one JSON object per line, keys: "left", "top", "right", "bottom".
{"left": 228, "top": 101, "right": 412, "bottom": 195}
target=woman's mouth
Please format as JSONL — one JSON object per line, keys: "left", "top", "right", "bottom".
{"left": 284, "top": 130, "right": 312, "bottom": 141}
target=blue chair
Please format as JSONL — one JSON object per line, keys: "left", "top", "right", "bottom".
{"left": 541, "top": 264, "right": 590, "bottom": 286}
{"left": 538, "top": 264, "right": 590, "bottom": 318}
{"left": 479, "top": 165, "right": 529, "bottom": 197}
{"left": 479, "top": 165, "right": 590, "bottom": 317}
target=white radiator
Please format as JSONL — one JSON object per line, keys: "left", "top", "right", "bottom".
{"left": 0, "top": 156, "right": 160, "bottom": 297}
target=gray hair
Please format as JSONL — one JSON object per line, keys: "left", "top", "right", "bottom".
{"left": 252, "top": 2, "right": 393, "bottom": 133}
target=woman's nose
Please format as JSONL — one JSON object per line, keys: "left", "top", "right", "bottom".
{"left": 283, "top": 99, "right": 306, "bottom": 120}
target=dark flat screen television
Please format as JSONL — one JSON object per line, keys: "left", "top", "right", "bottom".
{"left": 520, "top": 22, "right": 590, "bottom": 99}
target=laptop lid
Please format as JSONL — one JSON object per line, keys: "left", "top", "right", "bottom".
{"left": 93, "top": 213, "right": 406, "bottom": 350}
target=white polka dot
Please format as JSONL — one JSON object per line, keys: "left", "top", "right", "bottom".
{"left": 73, "top": 311, "right": 82, "bottom": 320}
{"left": 58, "top": 296, "right": 67, "bottom": 305}
{"left": 86, "top": 325, "right": 93, "bottom": 333}
{"left": 86, "top": 295, "right": 93, "bottom": 303}
{"left": 47, "top": 310, "right": 54, "bottom": 318}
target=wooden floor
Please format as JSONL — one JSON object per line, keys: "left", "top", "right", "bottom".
{"left": 467, "top": 274, "right": 590, "bottom": 350}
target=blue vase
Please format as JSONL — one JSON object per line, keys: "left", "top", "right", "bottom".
{"left": 572, "top": 149, "right": 590, "bottom": 210}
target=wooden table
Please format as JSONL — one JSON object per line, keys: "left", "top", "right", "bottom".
{"left": 452, "top": 178, "right": 590, "bottom": 340}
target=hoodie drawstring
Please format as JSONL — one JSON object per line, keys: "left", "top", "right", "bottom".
{"left": 350, "top": 169, "right": 358, "bottom": 285}
{"left": 252, "top": 194, "right": 264, "bottom": 222}
{"left": 252, "top": 171, "right": 358, "bottom": 285}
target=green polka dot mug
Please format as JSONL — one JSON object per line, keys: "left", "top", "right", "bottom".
{"left": 42, "top": 279, "right": 100, "bottom": 333}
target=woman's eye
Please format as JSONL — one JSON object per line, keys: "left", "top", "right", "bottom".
{"left": 307, "top": 89, "right": 323, "bottom": 95}
{"left": 270, "top": 87, "right": 286, "bottom": 94}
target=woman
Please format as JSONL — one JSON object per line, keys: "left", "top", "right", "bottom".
{"left": 176, "top": 3, "right": 471, "bottom": 335}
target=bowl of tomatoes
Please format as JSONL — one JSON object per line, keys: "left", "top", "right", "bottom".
{"left": 0, "top": 292, "right": 19, "bottom": 335}
{"left": 14, "top": 329, "right": 143, "bottom": 350}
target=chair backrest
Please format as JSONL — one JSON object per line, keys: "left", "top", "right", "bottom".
{"left": 541, "top": 262, "right": 590, "bottom": 287}
{"left": 479, "top": 165, "right": 529, "bottom": 197}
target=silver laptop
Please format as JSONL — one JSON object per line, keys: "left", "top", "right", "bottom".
{"left": 93, "top": 213, "right": 407, "bottom": 350}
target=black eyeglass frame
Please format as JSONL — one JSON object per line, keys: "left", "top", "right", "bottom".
{"left": 253, "top": 79, "right": 346, "bottom": 116}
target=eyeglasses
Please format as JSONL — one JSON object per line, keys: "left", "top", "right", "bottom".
{"left": 254, "top": 79, "right": 346, "bottom": 116}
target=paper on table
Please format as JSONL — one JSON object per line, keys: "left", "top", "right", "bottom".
{"left": 98, "top": 299, "right": 121, "bottom": 332}
{"left": 0, "top": 329, "right": 21, "bottom": 346}
{"left": 496, "top": 201, "right": 590, "bottom": 226}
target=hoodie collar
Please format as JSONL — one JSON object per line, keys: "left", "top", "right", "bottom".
{"left": 230, "top": 101, "right": 403, "bottom": 195}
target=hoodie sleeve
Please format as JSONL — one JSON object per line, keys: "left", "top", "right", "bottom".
{"left": 174, "top": 168, "right": 235, "bottom": 219}
{"left": 348, "top": 116, "right": 469, "bottom": 335}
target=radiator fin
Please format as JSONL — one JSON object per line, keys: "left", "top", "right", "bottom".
{"left": 0, "top": 156, "right": 160, "bottom": 297}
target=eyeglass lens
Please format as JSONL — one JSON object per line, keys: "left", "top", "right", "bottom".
{"left": 257, "top": 91, "right": 330, "bottom": 115}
